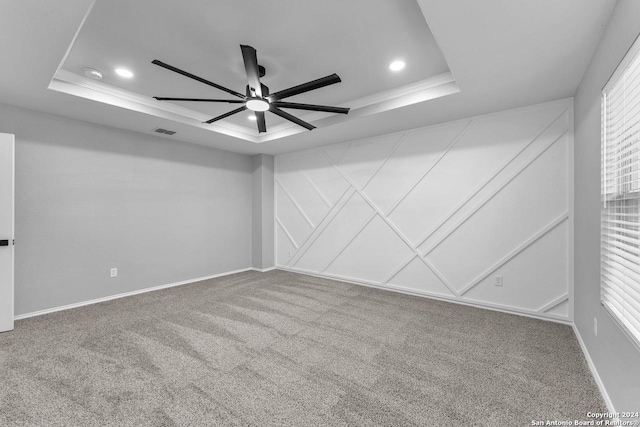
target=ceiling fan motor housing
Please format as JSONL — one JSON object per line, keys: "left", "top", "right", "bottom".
{"left": 246, "top": 82, "right": 269, "bottom": 98}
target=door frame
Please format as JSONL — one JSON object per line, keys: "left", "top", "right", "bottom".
{"left": 0, "top": 133, "right": 14, "bottom": 333}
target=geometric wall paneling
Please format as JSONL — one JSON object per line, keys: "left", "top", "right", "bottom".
{"left": 363, "top": 120, "right": 470, "bottom": 215}
{"left": 325, "top": 214, "right": 416, "bottom": 283}
{"left": 276, "top": 99, "right": 573, "bottom": 321}
{"left": 338, "top": 134, "right": 402, "bottom": 190}
{"left": 454, "top": 212, "right": 569, "bottom": 297}
{"left": 276, "top": 222, "right": 297, "bottom": 265}
{"left": 287, "top": 151, "right": 350, "bottom": 206}
{"left": 388, "top": 103, "right": 569, "bottom": 247}
{"left": 295, "top": 192, "right": 374, "bottom": 273}
{"left": 324, "top": 144, "right": 351, "bottom": 166}
{"left": 286, "top": 187, "right": 356, "bottom": 267}
{"left": 275, "top": 156, "right": 330, "bottom": 226}
{"left": 417, "top": 109, "right": 570, "bottom": 252}
{"left": 328, "top": 144, "right": 459, "bottom": 295}
{"left": 426, "top": 129, "right": 569, "bottom": 290}
{"left": 275, "top": 181, "right": 314, "bottom": 247}
{"left": 543, "top": 299, "right": 569, "bottom": 317}
{"left": 462, "top": 221, "right": 569, "bottom": 315}
{"left": 387, "top": 256, "right": 456, "bottom": 297}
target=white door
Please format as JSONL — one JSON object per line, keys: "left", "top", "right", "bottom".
{"left": 0, "top": 134, "right": 14, "bottom": 333}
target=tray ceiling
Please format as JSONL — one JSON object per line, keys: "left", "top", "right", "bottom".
{"left": 0, "top": 0, "right": 616, "bottom": 154}
{"left": 51, "top": 0, "right": 457, "bottom": 143}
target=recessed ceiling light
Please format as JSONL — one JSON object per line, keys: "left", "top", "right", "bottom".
{"left": 389, "top": 60, "right": 406, "bottom": 72}
{"left": 84, "top": 68, "right": 103, "bottom": 80}
{"left": 248, "top": 114, "right": 257, "bottom": 121}
{"left": 115, "top": 68, "right": 134, "bottom": 78}
{"left": 246, "top": 98, "right": 270, "bottom": 112}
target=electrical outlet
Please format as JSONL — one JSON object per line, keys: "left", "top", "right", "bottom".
{"left": 494, "top": 275, "right": 503, "bottom": 287}
{"left": 110, "top": 268, "right": 118, "bottom": 278}
{"left": 594, "top": 317, "right": 598, "bottom": 336}
{"left": 288, "top": 250, "right": 292, "bottom": 258}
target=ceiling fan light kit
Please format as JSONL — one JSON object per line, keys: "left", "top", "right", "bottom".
{"left": 246, "top": 98, "right": 269, "bottom": 112}
{"left": 153, "top": 45, "right": 349, "bottom": 133}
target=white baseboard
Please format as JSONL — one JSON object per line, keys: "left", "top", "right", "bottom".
{"left": 277, "top": 266, "right": 572, "bottom": 325}
{"left": 14, "top": 267, "right": 255, "bottom": 321}
{"left": 250, "top": 266, "right": 277, "bottom": 273}
{"left": 572, "top": 324, "right": 617, "bottom": 415}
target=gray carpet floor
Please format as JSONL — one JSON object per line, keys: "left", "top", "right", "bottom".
{"left": 0, "top": 270, "right": 605, "bottom": 426}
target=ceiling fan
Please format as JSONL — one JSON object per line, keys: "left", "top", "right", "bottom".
{"left": 152, "top": 45, "right": 350, "bottom": 133}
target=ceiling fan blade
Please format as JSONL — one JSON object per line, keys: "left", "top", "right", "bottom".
{"left": 256, "top": 111, "right": 267, "bottom": 133}
{"left": 154, "top": 97, "right": 245, "bottom": 103}
{"left": 273, "top": 101, "right": 349, "bottom": 114}
{"left": 268, "top": 74, "right": 341, "bottom": 101}
{"left": 240, "top": 45, "right": 262, "bottom": 98}
{"left": 203, "top": 106, "right": 247, "bottom": 124}
{"left": 270, "top": 107, "right": 315, "bottom": 130}
{"left": 152, "top": 60, "right": 245, "bottom": 99}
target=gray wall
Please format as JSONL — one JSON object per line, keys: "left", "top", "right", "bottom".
{"left": 0, "top": 103, "right": 252, "bottom": 316}
{"left": 251, "top": 154, "right": 274, "bottom": 270}
{"left": 574, "top": 0, "right": 640, "bottom": 412}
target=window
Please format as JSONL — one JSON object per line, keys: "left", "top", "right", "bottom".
{"left": 601, "top": 34, "right": 640, "bottom": 348}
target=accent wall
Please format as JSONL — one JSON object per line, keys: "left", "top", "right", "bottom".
{"left": 275, "top": 99, "right": 573, "bottom": 322}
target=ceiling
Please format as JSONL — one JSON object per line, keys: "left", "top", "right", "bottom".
{"left": 0, "top": 0, "right": 617, "bottom": 155}
{"left": 51, "top": 0, "right": 454, "bottom": 144}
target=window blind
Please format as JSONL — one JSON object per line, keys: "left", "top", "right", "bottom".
{"left": 601, "top": 34, "right": 640, "bottom": 348}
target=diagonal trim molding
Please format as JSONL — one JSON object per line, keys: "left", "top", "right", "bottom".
{"left": 361, "top": 134, "right": 406, "bottom": 191}
{"left": 321, "top": 211, "right": 377, "bottom": 272}
{"left": 457, "top": 212, "right": 569, "bottom": 296}
{"left": 275, "top": 217, "right": 299, "bottom": 249}
{"left": 322, "top": 150, "right": 460, "bottom": 296}
{"left": 336, "top": 145, "right": 352, "bottom": 166}
{"left": 538, "top": 293, "right": 569, "bottom": 313}
{"left": 287, "top": 156, "right": 333, "bottom": 208}
{"left": 276, "top": 180, "right": 315, "bottom": 229}
{"left": 383, "top": 254, "right": 418, "bottom": 285}
{"left": 421, "top": 128, "right": 569, "bottom": 256}
{"left": 275, "top": 99, "right": 573, "bottom": 322}
{"left": 385, "top": 120, "right": 473, "bottom": 217}
{"left": 417, "top": 110, "right": 568, "bottom": 249}
{"left": 290, "top": 186, "right": 356, "bottom": 266}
